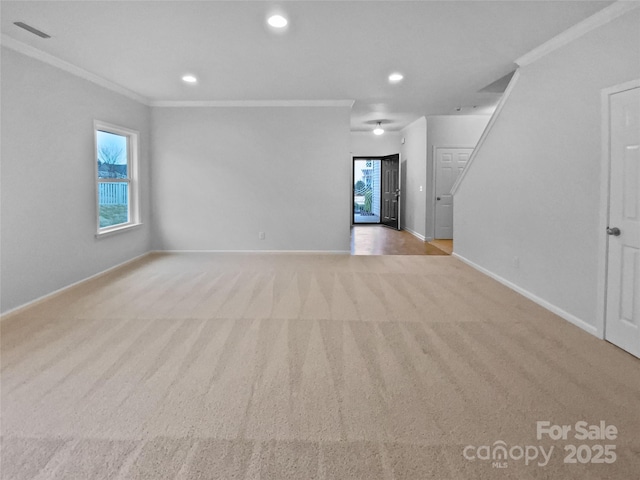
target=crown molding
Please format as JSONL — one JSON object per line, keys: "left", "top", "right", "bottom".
{"left": 149, "top": 100, "right": 355, "bottom": 108}
{"left": 1, "top": 34, "right": 151, "bottom": 105}
{"left": 516, "top": 1, "right": 640, "bottom": 67}
{"left": 1, "top": 35, "right": 354, "bottom": 109}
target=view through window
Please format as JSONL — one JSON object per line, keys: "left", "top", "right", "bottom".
{"left": 95, "top": 122, "right": 139, "bottom": 234}
{"left": 353, "top": 158, "right": 381, "bottom": 224}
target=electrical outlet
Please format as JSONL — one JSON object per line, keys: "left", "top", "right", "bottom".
{"left": 258, "top": 231, "right": 265, "bottom": 240}
{"left": 419, "top": 185, "right": 423, "bottom": 192}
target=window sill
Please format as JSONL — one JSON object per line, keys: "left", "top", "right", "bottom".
{"left": 95, "top": 222, "right": 143, "bottom": 239}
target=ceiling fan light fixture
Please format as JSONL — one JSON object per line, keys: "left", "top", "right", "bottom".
{"left": 373, "top": 122, "right": 384, "bottom": 135}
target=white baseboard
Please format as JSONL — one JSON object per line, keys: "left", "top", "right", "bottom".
{"left": 154, "top": 250, "right": 351, "bottom": 255}
{"left": 403, "top": 227, "right": 426, "bottom": 242}
{"left": 452, "top": 253, "right": 598, "bottom": 337}
{"left": 1, "top": 252, "right": 152, "bottom": 320}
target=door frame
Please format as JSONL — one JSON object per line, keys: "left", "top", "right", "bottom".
{"left": 352, "top": 154, "right": 401, "bottom": 227}
{"left": 431, "top": 145, "right": 475, "bottom": 240}
{"left": 596, "top": 78, "right": 640, "bottom": 340}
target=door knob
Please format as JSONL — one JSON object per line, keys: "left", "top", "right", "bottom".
{"left": 436, "top": 197, "right": 441, "bottom": 201}
{"left": 607, "top": 227, "right": 621, "bottom": 236}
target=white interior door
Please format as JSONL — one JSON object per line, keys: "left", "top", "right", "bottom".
{"left": 435, "top": 148, "right": 472, "bottom": 239}
{"left": 605, "top": 85, "right": 640, "bottom": 358}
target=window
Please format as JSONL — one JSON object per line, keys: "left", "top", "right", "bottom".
{"left": 94, "top": 121, "right": 140, "bottom": 235}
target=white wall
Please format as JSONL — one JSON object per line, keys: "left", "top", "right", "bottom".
{"left": 1, "top": 47, "right": 152, "bottom": 313}
{"left": 400, "top": 117, "right": 427, "bottom": 238}
{"left": 426, "top": 115, "right": 490, "bottom": 240}
{"left": 454, "top": 10, "right": 640, "bottom": 331}
{"left": 350, "top": 132, "right": 400, "bottom": 157}
{"left": 151, "top": 106, "right": 351, "bottom": 251}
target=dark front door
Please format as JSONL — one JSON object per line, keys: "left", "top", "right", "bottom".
{"left": 381, "top": 154, "right": 400, "bottom": 229}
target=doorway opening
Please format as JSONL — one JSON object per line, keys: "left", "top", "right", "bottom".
{"left": 353, "top": 158, "right": 381, "bottom": 224}
{"left": 352, "top": 154, "right": 401, "bottom": 228}
{"left": 598, "top": 80, "right": 639, "bottom": 359}
{"left": 432, "top": 147, "right": 473, "bottom": 255}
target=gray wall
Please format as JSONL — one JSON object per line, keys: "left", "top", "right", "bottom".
{"left": 350, "top": 132, "right": 401, "bottom": 157}
{"left": 400, "top": 117, "right": 427, "bottom": 238}
{"left": 151, "top": 106, "right": 351, "bottom": 251}
{"left": 1, "top": 47, "right": 152, "bottom": 313}
{"left": 454, "top": 10, "right": 640, "bottom": 330}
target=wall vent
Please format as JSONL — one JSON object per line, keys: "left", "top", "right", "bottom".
{"left": 13, "top": 22, "right": 51, "bottom": 39}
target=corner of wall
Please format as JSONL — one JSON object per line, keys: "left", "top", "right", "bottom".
{"left": 399, "top": 116, "right": 428, "bottom": 237}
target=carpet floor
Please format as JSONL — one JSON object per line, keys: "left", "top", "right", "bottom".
{"left": 1, "top": 253, "right": 639, "bottom": 479}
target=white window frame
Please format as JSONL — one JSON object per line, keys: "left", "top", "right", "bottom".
{"left": 94, "top": 120, "right": 141, "bottom": 237}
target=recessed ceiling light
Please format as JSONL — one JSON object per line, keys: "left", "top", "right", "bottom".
{"left": 268, "top": 14, "right": 288, "bottom": 29}
{"left": 389, "top": 73, "right": 404, "bottom": 83}
{"left": 182, "top": 74, "right": 197, "bottom": 83}
{"left": 373, "top": 122, "right": 384, "bottom": 135}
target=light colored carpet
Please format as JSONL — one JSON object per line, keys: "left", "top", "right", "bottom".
{"left": 1, "top": 253, "right": 639, "bottom": 479}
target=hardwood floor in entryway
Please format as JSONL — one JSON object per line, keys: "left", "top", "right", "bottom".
{"left": 350, "top": 226, "right": 448, "bottom": 255}
{"left": 428, "top": 238, "right": 453, "bottom": 255}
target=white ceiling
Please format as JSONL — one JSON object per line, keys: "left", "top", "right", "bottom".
{"left": 1, "top": 1, "right": 612, "bottom": 131}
